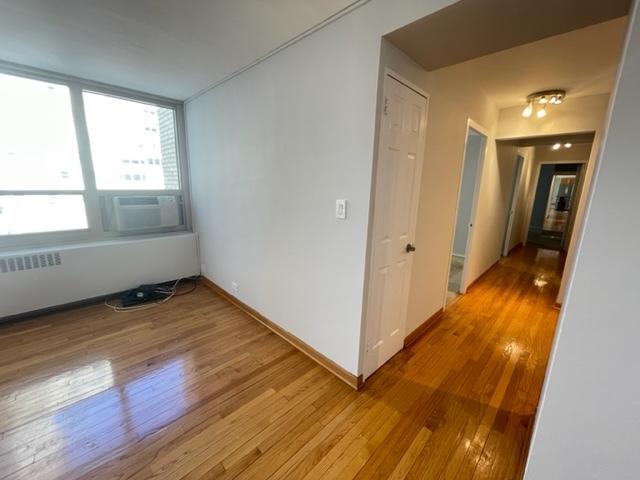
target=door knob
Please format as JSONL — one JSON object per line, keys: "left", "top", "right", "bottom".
{"left": 406, "top": 243, "right": 416, "bottom": 253}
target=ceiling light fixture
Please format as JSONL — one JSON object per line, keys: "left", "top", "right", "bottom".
{"left": 521, "top": 89, "right": 566, "bottom": 118}
{"left": 564, "top": 142, "right": 572, "bottom": 148}
{"left": 537, "top": 105, "right": 547, "bottom": 119}
{"left": 552, "top": 143, "right": 562, "bottom": 150}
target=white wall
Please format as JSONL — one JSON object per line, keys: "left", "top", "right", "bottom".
{"left": 0, "top": 233, "right": 199, "bottom": 318}
{"left": 186, "top": 0, "right": 457, "bottom": 375}
{"left": 185, "top": 0, "right": 612, "bottom": 377}
{"left": 525, "top": 3, "right": 640, "bottom": 478}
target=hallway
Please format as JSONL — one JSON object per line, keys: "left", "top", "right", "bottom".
{"left": 0, "top": 246, "right": 562, "bottom": 479}
{"left": 379, "top": 245, "right": 563, "bottom": 479}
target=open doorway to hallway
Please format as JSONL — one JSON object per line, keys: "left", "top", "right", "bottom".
{"left": 497, "top": 134, "right": 594, "bottom": 257}
{"left": 361, "top": 0, "right": 631, "bottom": 476}
{"left": 529, "top": 163, "right": 581, "bottom": 249}
{"left": 447, "top": 122, "right": 487, "bottom": 304}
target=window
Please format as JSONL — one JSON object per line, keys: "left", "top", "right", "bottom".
{"left": 0, "top": 68, "right": 187, "bottom": 248}
{"left": 0, "top": 73, "right": 88, "bottom": 236}
{"left": 0, "top": 195, "right": 87, "bottom": 235}
{"left": 83, "top": 92, "right": 179, "bottom": 190}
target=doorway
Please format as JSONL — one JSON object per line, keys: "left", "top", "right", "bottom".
{"left": 527, "top": 163, "right": 581, "bottom": 250}
{"left": 447, "top": 121, "right": 487, "bottom": 304}
{"left": 362, "top": 72, "right": 428, "bottom": 380}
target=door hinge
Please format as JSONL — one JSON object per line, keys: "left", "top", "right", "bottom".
{"left": 383, "top": 96, "right": 389, "bottom": 116}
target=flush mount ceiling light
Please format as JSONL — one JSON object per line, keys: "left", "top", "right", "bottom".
{"left": 551, "top": 142, "right": 572, "bottom": 151}
{"left": 521, "top": 89, "right": 566, "bottom": 118}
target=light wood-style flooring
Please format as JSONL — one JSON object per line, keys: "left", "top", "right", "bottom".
{"left": 0, "top": 246, "right": 562, "bottom": 479}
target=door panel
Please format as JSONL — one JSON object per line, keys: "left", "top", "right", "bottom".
{"left": 364, "top": 75, "right": 428, "bottom": 379}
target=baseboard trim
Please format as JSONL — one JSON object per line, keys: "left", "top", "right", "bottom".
{"left": 508, "top": 242, "right": 523, "bottom": 255}
{"left": 200, "top": 277, "right": 363, "bottom": 390}
{"left": 465, "top": 260, "right": 500, "bottom": 292}
{"left": 404, "top": 308, "right": 444, "bottom": 348}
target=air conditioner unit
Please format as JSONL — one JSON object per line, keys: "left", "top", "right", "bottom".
{"left": 113, "top": 196, "right": 181, "bottom": 232}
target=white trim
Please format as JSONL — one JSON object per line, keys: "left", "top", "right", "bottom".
{"left": 460, "top": 119, "right": 489, "bottom": 294}
{"left": 444, "top": 118, "right": 489, "bottom": 304}
{"left": 502, "top": 154, "right": 525, "bottom": 257}
{"left": 0, "top": 60, "right": 181, "bottom": 107}
{"left": 384, "top": 68, "right": 430, "bottom": 100}
{"left": 360, "top": 71, "right": 430, "bottom": 378}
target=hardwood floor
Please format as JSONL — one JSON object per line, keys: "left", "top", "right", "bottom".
{"left": 0, "top": 246, "right": 562, "bottom": 479}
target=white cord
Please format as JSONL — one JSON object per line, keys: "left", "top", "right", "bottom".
{"left": 104, "top": 278, "right": 185, "bottom": 313}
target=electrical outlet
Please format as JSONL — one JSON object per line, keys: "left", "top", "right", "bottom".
{"left": 231, "top": 281, "right": 239, "bottom": 294}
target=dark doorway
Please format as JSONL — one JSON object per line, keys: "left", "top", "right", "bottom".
{"left": 528, "top": 163, "right": 581, "bottom": 249}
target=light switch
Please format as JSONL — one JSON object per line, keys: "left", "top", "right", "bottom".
{"left": 335, "top": 199, "right": 347, "bottom": 219}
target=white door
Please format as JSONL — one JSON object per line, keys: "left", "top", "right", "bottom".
{"left": 502, "top": 154, "right": 524, "bottom": 256}
{"left": 363, "top": 74, "right": 428, "bottom": 379}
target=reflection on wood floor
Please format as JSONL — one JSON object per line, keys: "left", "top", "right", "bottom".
{"left": 542, "top": 209, "right": 569, "bottom": 232}
{"left": 0, "top": 246, "right": 562, "bottom": 479}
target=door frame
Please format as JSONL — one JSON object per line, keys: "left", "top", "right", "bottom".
{"left": 359, "top": 68, "right": 430, "bottom": 380}
{"left": 445, "top": 118, "right": 489, "bottom": 299}
{"left": 502, "top": 154, "right": 525, "bottom": 256}
{"left": 523, "top": 159, "right": 587, "bottom": 247}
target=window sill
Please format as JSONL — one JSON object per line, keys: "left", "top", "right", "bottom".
{"left": 0, "top": 230, "right": 194, "bottom": 256}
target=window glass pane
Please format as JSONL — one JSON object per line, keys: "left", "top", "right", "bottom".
{"left": 83, "top": 92, "right": 179, "bottom": 190}
{"left": 0, "top": 73, "right": 84, "bottom": 190}
{"left": 0, "top": 195, "right": 88, "bottom": 235}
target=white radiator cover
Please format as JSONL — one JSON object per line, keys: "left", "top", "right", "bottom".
{"left": 0, "top": 233, "right": 199, "bottom": 318}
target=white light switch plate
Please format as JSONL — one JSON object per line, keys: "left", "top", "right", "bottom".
{"left": 335, "top": 199, "right": 347, "bottom": 219}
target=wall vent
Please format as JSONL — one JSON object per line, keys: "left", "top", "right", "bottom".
{"left": 0, "top": 252, "right": 62, "bottom": 274}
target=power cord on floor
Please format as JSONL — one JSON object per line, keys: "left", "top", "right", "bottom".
{"left": 104, "top": 276, "right": 200, "bottom": 313}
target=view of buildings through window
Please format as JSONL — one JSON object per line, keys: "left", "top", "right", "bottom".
{"left": 0, "top": 72, "right": 181, "bottom": 237}
{"left": 83, "top": 92, "right": 179, "bottom": 191}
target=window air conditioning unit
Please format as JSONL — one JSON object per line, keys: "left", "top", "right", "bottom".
{"left": 113, "top": 196, "right": 180, "bottom": 232}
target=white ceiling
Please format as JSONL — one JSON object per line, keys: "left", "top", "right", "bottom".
{"left": 429, "top": 17, "right": 628, "bottom": 109}
{"left": 0, "top": 0, "right": 356, "bottom": 99}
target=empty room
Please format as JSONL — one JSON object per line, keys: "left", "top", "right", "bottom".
{"left": 1, "top": 1, "right": 639, "bottom": 479}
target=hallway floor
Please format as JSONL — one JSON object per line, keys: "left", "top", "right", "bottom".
{"left": 0, "top": 246, "right": 562, "bottom": 479}
{"left": 447, "top": 255, "right": 464, "bottom": 304}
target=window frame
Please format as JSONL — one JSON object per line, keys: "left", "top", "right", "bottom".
{"left": 0, "top": 61, "right": 191, "bottom": 252}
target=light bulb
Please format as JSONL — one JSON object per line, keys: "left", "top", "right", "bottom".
{"left": 564, "top": 143, "right": 572, "bottom": 148}
{"left": 522, "top": 101, "right": 533, "bottom": 118}
{"left": 552, "top": 143, "right": 562, "bottom": 150}
{"left": 537, "top": 106, "right": 547, "bottom": 118}
{"left": 549, "top": 96, "right": 557, "bottom": 104}
{"left": 538, "top": 96, "right": 548, "bottom": 104}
